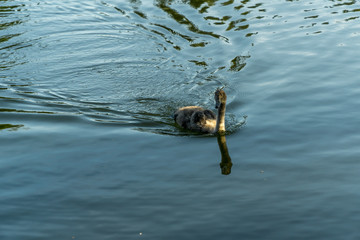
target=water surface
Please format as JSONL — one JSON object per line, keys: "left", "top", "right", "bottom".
{"left": 1, "top": 0, "right": 360, "bottom": 239}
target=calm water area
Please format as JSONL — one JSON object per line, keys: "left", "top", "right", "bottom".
{"left": 1, "top": 0, "right": 360, "bottom": 239}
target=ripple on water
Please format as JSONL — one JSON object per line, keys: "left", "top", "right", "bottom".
{"left": 2, "top": 0, "right": 360, "bottom": 239}
{"left": 1, "top": 0, "right": 359, "bottom": 136}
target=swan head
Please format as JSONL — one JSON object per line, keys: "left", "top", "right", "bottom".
{"left": 215, "top": 88, "right": 227, "bottom": 109}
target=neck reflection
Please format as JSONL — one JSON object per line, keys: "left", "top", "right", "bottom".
{"left": 217, "top": 133, "right": 232, "bottom": 175}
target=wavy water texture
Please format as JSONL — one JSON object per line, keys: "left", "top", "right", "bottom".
{"left": 1, "top": 0, "right": 359, "bottom": 135}
{"left": 2, "top": 1, "right": 360, "bottom": 239}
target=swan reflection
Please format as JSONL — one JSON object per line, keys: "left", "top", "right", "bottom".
{"left": 217, "top": 133, "right": 232, "bottom": 175}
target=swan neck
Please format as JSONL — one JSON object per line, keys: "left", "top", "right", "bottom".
{"left": 215, "top": 102, "right": 226, "bottom": 133}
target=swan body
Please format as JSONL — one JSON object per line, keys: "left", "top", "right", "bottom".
{"left": 174, "top": 89, "right": 227, "bottom": 133}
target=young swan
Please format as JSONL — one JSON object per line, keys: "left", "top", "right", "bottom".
{"left": 174, "top": 88, "right": 227, "bottom": 133}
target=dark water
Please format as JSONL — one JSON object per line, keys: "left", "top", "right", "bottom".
{"left": 1, "top": 0, "right": 360, "bottom": 239}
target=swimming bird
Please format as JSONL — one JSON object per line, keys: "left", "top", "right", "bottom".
{"left": 174, "top": 88, "right": 227, "bottom": 133}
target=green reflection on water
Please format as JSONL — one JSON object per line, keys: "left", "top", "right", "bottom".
{"left": 0, "top": 124, "right": 24, "bottom": 131}
{"left": 180, "top": 0, "right": 218, "bottom": 9}
{"left": 230, "top": 55, "right": 250, "bottom": 72}
{"left": 0, "top": 1, "right": 28, "bottom": 69}
{"left": 0, "top": 108, "right": 55, "bottom": 114}
{"left": 156, "top": 1, "right": 227, "bottom": 41}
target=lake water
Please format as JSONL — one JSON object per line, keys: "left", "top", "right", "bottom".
{"left": 1, "top": 0, "right": 360, "bottom": 239}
